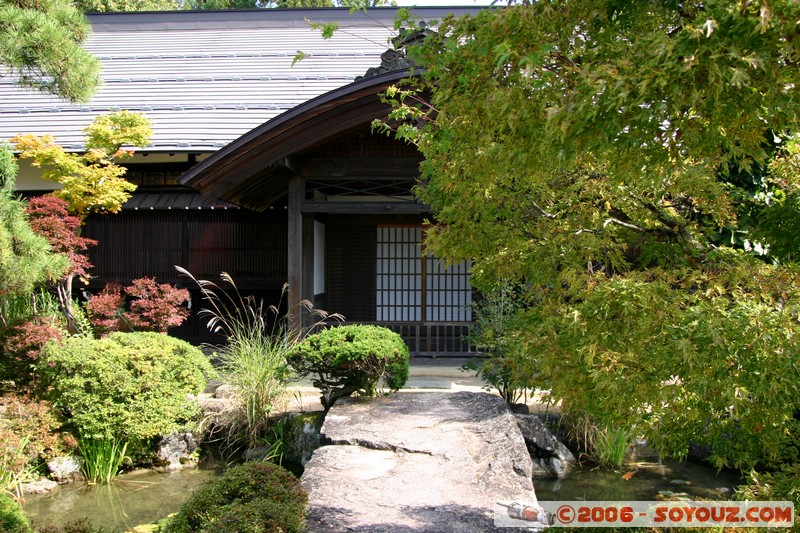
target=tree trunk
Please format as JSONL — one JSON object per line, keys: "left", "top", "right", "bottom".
{"left": 56, "top": 273, "right": 81, "bottom": 334}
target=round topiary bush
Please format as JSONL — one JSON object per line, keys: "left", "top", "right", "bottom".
{"left": 38, "top": 331, "right": 214, "bottom": 442}
{"left": 163, "top": 461, "right": 307, "bottom": 533}
{"left": 289, "top": 324, "right": 409, "bottom": 410}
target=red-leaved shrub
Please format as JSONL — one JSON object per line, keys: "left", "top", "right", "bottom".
{"left": 4, "top": 317, "right": 63, "bottom": 362}
{"left": 125, "top": 277, "right": 190, "bottom": 333}
{"left": 0, "top": 394, "right": 75, "bottom": 462}
{"left": 87, "top": 278, "right": 189, "bottom": 335}
{"left": 86, "top": 283, "right": 126, "bottom": 336}
{"left": 25, "top": 196, "right": 96, "bottom": 283}
{"left": 2, "top": 316, "right": 64, "bottom": 390}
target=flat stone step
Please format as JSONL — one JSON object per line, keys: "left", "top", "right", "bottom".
{"left": 301, "top": 391, "right": 539, "bottom": 532}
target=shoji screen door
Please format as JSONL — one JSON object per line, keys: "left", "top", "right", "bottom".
{"left": 376, "top": 226, "right": 471, "bottom": 322}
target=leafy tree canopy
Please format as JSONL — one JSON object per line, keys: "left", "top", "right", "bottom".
{"left": 74, "top": 0, "right": 180, "bottom": 10}
{"left": 274, "top": 0, "right": 391, "bottom": 7}
{"left": 0, "top": 0, "right": 101, "bottom": 102}
{"left": 12, "top": 111, "right": 152, "bottom": 217}
{"left": 388, "top": 0, "right": 800, "bottom": 469}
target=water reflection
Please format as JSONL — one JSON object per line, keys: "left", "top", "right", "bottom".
{"left": 22, "top": 464, "right": 224, "bottom": 532}
{"left": 535, "top": 457, "right": 740, "bottom": 502}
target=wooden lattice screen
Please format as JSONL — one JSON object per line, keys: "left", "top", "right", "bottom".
{"left": 376, "top": 226, "right": 471, "bottom": 322}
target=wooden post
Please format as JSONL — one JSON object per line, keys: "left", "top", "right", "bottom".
{"left": 288, "top": 175, "right": 303, "bottom": 329}
{"left": 302, "top": 213, "right": 315, "bottom": 327}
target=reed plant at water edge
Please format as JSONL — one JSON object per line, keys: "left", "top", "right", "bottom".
{"left": 0, "top": 436, "right": 35, "bottom": 497}
{"left": 593, "top": 426, "right": 633, "bottom": 469}
{"left": 559, "top": 412, "right": 634, "bottom": 469}
{"left": 77, "top": 434, "right": 129, "bottom": 484}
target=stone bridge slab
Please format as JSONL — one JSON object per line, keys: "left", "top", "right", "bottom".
{"left": 301, "top": 391, "right": 538, "bottom": 532}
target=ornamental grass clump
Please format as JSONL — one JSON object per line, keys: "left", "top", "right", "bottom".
{"left": 76, "top": 433, "right": 128, "bottom": 484}
{"left": 593, "top": 426, "right": 634, "bottom": 470}
{"left": 177, "top": 267, "right": 340, "bottom": 449}
{"left": 558, "top": 412, "right": 635, "bottom": 469}
{"left": 289, "top": 324, "right": 410, "bottom": 411}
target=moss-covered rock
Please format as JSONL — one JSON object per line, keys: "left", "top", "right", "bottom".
{"left": 284, "top": 412, "right": 325, "bottom": 466}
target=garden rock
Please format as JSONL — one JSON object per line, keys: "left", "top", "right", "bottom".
{"left": 509, "top": 403, "right": 530, "bottom": 414}
{"left": 47, "top": 456, "right": 83, "bottom": 484}
{"left": 196, "top": 393, "right": 234, "bottom": 415}
{"left": 284, "top": 412, "right": 324, "bottom": 466}
{"left": 155, "top": 431, "right": 198, "bottom": 471}
{"left": 302, "top": 391, "right": 538, "bottom": 532}
{"left": 626, "top": 439, "right": 658, "bottom": 461}
{"left": 243, "top": 446, "right": 272, "bottom": 461}
{"left": 514, "top": 414, "right": 576, "bottom": 479}
{"left": 203, "top": 378, "right": 223, "bottom": 395}
{"left": 21, "top": 477, "right": 58, "bottom": 495}
{"left": 214, "top": 383, "right": 238, "bottom": 399}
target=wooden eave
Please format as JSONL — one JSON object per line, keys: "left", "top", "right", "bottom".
{"left": 179, "top": 69, "right": 419, "bottom": 212}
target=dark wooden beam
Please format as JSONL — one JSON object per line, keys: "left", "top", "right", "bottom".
{"left": 302, "top": 214, "right": 315, "bottom": 327}
{"left": 300, "top": 201, "right": 432, "bottom": 214}
{"left": 301, "top": 157, "right": 421, "bottom": 178}
{"left": 219, "top": 166, "right": 292, "bottom": 212}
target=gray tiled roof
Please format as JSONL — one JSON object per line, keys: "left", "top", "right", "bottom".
{"left": 121, "top": 189, "right": 238, "bottom": 210}
{"left": 0, "top": 8, "right": 474, "bottom": 153}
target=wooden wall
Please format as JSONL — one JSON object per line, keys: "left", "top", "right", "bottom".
{"left": 81, "top": 208, "right": 288, "bottom": 343}
{"left": 326, "top": 216, "right": 377, "bottom": 322}
{"left": 83, "top": 209, "right": 287, "bottom": 288}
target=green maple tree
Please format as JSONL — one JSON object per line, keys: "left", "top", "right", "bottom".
{"left": 13, "top": 111, "right": 152, "bottom": 217}
{"left": 12, "top": 111, "right": 151, "bottom": 327}
{"left": 383, "top": 0, "right": 800, "bottom": 470}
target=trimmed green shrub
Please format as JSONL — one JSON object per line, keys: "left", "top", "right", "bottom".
{"left": 290, "top": 324, "right": 409, "bottom": 410}
{"left": 38, "top": 332, "right": 214, "bottom": 442}
{"left": 163, "top": 461, "right": 307, "bottom": 533}
{"left": 0, "top": 493, "right": 30, "bottom": 533}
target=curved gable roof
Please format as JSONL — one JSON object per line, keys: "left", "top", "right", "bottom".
{"left": 179, "top": 68, "right": 416, "bottom": 210}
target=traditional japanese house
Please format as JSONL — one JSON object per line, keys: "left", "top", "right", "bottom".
{"left": 1, "top": 7, "right": 478, "bottom": 355}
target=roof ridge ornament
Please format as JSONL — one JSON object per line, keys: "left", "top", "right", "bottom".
{"left": 355, "top": 22, "right": 434, "bottom": 82}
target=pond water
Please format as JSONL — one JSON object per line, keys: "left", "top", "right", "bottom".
{"left": 535, "top": 457, "right": 741, "bottom": 503}
{"left": 22, "top": 462, "right": 224, "bottom": 532}
{"left": 21, "top": 453, "right": 741, "bottom": 531}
